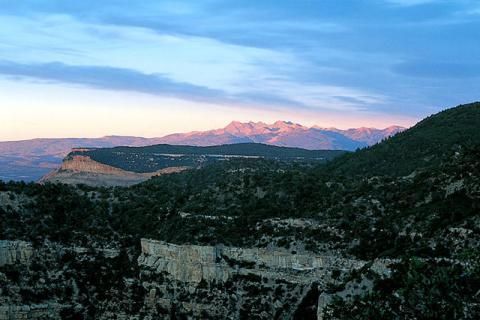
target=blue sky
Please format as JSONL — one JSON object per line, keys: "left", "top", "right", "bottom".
{"left": 0, "top": 0, "right": 479, "bottom": 139}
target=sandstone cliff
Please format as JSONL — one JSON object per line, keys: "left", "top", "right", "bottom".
{"left": 137, "top": 239, "right": 390, "bottom": 319}
{"left": 0, "top": 241, "right": 33, "bottom": 267}
{"left": 41, "top": 155, "right": 189, "bottom": 187}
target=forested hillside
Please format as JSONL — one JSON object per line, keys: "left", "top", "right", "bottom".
{"left": 330, "top": 101, "right": 480, "bottom": 176}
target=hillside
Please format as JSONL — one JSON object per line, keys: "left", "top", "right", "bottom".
{"left": 329, "top": 102, "right": 480, "bottom": 176}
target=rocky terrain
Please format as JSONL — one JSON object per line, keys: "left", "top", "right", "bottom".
{"left": 0, "top": 102, "right": 478, "bottom": 319}
{"left": 0, "top": 237, "right": 392, "bottom": 319}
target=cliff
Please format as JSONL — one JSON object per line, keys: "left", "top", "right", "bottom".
{"left": 137, "top": 239, "right": 390, "bottom": 319}
{"left": 41, "top": 155, "right": 188, "bottom": 187}
{"left": 0, "top": 241, "right": 33, "bottom": 266}
{"left": 138, "top": 239, "right": 365, "bottom": 284}
{"left": 0, "top": 238, "right": 391, "bottom": 319}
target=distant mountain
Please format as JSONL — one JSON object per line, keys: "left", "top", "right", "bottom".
{"left": 42, "top": 143, "right": 346, "bottom": 186}
{"left": 156, "top": 121, "right": 404, "bottom": 150}
{"left": 0, "top": 121, "right": 404, "bottom": 181}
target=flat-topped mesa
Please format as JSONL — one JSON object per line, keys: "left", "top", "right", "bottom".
{"left": 60, "top": 155, "right": 123, "bottom": 174}
{"left": 138, "top": 239, "right": 366, "bottom": 284}
{"left": 40, "top": 153, "right": 189, "bottom": 187}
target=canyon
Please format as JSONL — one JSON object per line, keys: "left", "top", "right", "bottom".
{"left": 0, "top": 238, "right": 391, "bottom": 319}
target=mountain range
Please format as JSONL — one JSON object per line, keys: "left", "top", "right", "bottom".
{"left": 0, "top": 121, "right": 404, "bottom": 181}
{"left": 156, "top": 121, "right": 404, "bottom": 150}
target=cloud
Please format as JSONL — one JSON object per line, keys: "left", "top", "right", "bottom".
{"left": 0, "top": 60, "right": 389, "bottom": 114}
{"left": 0, "top": 61, "right": 321, "bottom": 111}
{"left": 0, "top": 61, "right": 227, "bottom": 102}
{"left": 0, "top": 13, "right": 297, "bottom": 93}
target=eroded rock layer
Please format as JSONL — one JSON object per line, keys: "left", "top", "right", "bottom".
{"left": 0, "top": 238, "right": 390, "bottom": 319}
{"left": 137, "top": 239, "right": 371, "bottom": 319}
{"left": 41, "top": 155, "right": 188, "bottom": 187}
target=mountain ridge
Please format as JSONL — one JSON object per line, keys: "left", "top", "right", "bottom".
{"left": 329, "top": 101, "right": 480, "bottom": 176}
{"left": 157, "top": 121, "right": 404, "bottom": 150}
{"left": 0, "top": 121, "right": 404, "bottom": 181}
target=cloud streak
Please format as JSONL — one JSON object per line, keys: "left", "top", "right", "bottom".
{"left": 0, "top": 60, "right": 388, "bottom": 114}
{"left": 0, "top": 61, "right": 227, "bottom": 102}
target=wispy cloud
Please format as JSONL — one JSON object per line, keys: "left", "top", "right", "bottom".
{"left": 0, "top": 14, "right": 291, "bottom": 92}
{"left": 0, "top": 60, "right": 387, "bottom": 114}
{"left": 0, "top": 61, "right": 227, "bottom": 102}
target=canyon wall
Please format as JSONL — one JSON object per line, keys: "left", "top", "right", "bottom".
{"left": 0, "top": 239, "right": 390, "bottom": 319}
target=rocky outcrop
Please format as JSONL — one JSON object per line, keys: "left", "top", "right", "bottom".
{"left": 317, "top": 259, "right": 395, "bottom": 320}
{"left": 0, "top": 241, "right": 33, "bottom": 266}
{"left": 0, "top": 238, "right": 391, "bottom": 319}
{"left": 41, "top": 155, "right": 189, "bottom": 187}
{"left": 138, "top": 239, "right": 371, "bottom": 319}
{"left": 139, "top": 239, "right": 365, "bottom": 284}
{"left": 58, "top": 155, "right": 130, "bottom": 175}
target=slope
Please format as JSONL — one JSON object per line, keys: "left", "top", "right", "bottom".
{"left": 329, "top": 102, "right": 480, "bottom": 176}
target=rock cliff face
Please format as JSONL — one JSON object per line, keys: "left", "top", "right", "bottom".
{"left": 0, "top": 238, "right": 389, "bottom": 319}
{"left": 139, "top": 239, "right": 365, "bottom": 284}
{"left": 137, "top": 239, "right": 376, "bottom": 319}
{"left": 0, "top": 241, "right": 33, "bottom": 267}
{"left": 41, "top": 155, "right": 188, "bottom": 187}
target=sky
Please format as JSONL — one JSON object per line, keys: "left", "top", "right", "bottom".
{"left": 0, "top": 0, "right": 479, "bottom": 140}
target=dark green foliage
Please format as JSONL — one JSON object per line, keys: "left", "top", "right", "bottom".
{"left": 70, "top": 143, "right": 345, "bottom": 173}
{"left": 293, "top": 283, "right": 320, "bottom": 320}
{"left": 330, "top": 102, "right": 480, "bottom": 176}
{"left": 325, "top": 256, "right": 480, "bottom": 319}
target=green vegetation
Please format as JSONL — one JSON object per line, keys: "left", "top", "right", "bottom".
{"left": 70, "top": 142, "right": 345, "bottom": 173}
{"left": 330, "top": 101, "right": 480, "bottom": 176}
{"left": 325, "top": 256, "right": 480, "bottom": 319}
